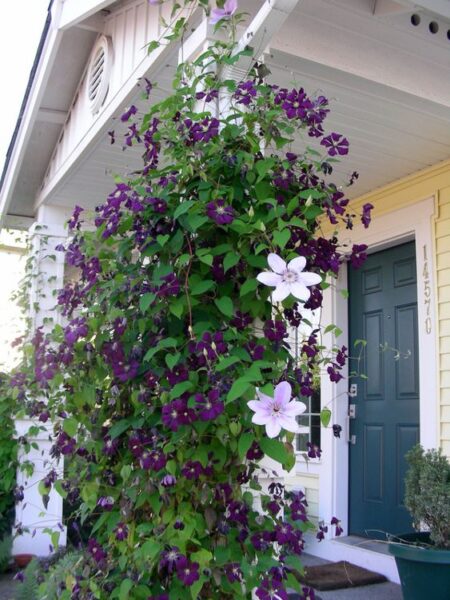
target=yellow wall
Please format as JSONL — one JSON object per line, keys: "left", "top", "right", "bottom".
{"left": 349, "top": 159, "right": 450, "bottom": 456}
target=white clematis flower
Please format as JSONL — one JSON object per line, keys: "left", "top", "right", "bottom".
{"left": 256, "top": 253, "right": 322, "bottom": 302}
{"left": 247, "top": 381, "right": 307, "bottom": 439}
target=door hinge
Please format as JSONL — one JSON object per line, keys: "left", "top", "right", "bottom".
{"left": 349, "top": 404, "right": 356, "bottom": 419}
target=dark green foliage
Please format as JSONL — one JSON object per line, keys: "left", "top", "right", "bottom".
{"left": 0, "top": 535, "right": 11, "bottom": 573}
{"left": 405, "top": 445, "right": 450, "bottom": 548}
{"left": 39, "top": 551, "right": 84, "bottom": 600}
{"left": 16, "top": 559, "right": 40, "bottom": 600}
{"left": 0, "top": 374, "right": 18, "bottom": 538}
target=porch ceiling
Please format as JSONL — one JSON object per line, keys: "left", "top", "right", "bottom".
{"left": 43, "top": 50, "right": 450, "bottom": 211}
{"left": 6, "top": 0, "right": 450, "bottom": 219}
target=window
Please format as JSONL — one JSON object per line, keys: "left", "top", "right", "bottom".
{"left": 296, "top": 387, "right": 321, "bottom": 454}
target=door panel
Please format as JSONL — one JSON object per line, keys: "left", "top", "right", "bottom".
{"left": 349, "top": 242, "right": 419, "bottom": 537}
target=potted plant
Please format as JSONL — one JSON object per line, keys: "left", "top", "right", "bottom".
{"left": 388, "top": 444, "right": 450, "bottom": 600}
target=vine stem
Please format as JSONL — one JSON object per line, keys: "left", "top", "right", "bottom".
{"left": 184, "top": 233, "right": 195, "bottom": 338}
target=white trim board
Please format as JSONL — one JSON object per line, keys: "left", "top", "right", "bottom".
{"left": 304, "top": 196, "right": 438, "bottom": 580}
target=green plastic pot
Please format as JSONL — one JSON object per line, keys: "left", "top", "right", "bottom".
{"left": 388, "top": 532, "right": 450, "bottom": 600}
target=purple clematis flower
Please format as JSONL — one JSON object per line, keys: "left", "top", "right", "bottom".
{"left": 103, "top": 436, "right": 119, "bottom": 457}
{"left": 115, "top": 522, "right": 128, "bottom": 541}
{"left": 195, "top": 389, "right": 224, "bottom": 421}
{"left": 361, "top": 203, "right": 374, "bottom": 228}
{"left": 181, "top": 460, "right": 204, "bottom": 480}
{"left": 97, "top": 496, "right": 114, "bottom": 511}
{"left": 320, "top": 132, "right": 349, "bottom": 156}
{"left": 161, "top": 474, "right": 177, "bottom": 487}
{"left": 120, "top": 105, "right": 137, "bottom": 122}
{"left": 206, "top": 199, "right": 235, "bottom": 225}
{"left": 224, "top": 563, "right": 242, "bottom": 583}
{"left": 255, "top": 577, "right": 289, "bottom": 600}
{"left": 176, "top": 557, "right": 200, "bottom": 585}
{"left": 234, "top": 80, "right": 257, "bottom": 105}
{"left": 248, "top": 381, "right": 307, "bottom": 439}
{"left": 160, "top": 547, "right": 183, "bottom": 573}
{"left": 162, "top": 398, "right": 195, "bottom": 431}
{"left": 210, "top": 0, "right": 238, "bottom": 25}
{"left": 88, "top": 538, "right": 107, "bottom": 563}
{"left": 331, "top": 516, "right": 344, "bottom": 536}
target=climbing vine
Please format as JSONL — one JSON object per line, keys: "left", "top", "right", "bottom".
{"left": 12, "top": 2, "right": 373, "bottom": 598}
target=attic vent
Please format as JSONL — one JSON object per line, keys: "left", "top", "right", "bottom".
{"left": 87, "top": 35, "right": 113, "bottom": 115}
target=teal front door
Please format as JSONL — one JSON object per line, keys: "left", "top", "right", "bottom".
{"left": 348, "top": 242, "right": 420, "bottom": 537}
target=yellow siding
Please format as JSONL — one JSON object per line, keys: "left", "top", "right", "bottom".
{"left": 348, "top": 160, "right": 450, "bottom": 456}
{"left": 438, "top": 186, "right": 450, "bottom": 455}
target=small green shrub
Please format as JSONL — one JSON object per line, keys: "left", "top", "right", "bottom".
{"left": 405, "top": 444, "right": 450, "bottom": 549}
{"left": 0, "top": 535, "right": 11, "bottom": 573}
{"left": 0, "top": 373, "right": 18, "bottom": 538}
{"left": 39, "top": 551, "right": 83, "bottom": 600}
{"left": 16, "top": 558, "right": 40, "bottom": 600}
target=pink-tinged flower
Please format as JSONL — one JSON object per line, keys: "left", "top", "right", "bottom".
{"left": 257, "top": 253, "right": 322, "bottom": 302}
{"left": 210, "top": 0, "right": 238, "bottom": 25}
{"left": 247, "top": 381, "right": 307, "bottom": 439}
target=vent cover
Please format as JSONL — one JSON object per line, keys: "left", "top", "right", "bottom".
{"left": 87, "top": 35, "right": 113, "bottom": 115}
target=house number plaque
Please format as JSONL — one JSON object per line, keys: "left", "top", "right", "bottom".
{"left": 423, "top": 245, "right": 432, "bottom": 334}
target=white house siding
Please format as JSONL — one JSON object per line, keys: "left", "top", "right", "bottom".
{"left": 42, "top": 0, "right": 161, "bottom": 191}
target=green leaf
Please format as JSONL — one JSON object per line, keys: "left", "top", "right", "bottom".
{"left": 63, "top": 418, "right": 78, "bottom": 438}
{"left": 238, "top": 432, "right": 254, "bottom": 459}
{"left": 173, "top": 200, "right": 194, "bottom": 219}
{"left": 120, "top": 465, "right": 132, "bottom": 482}
{"left": 214, "top": 296, "right": 233, "bottom": 317}
{"left": 147, "top": 40, "right": 160, "bottom": 55}
{"left": 139, "top": 292, "right": 156, "bottom": 313}
{"left": 216, "top": 356, "right": 240, "bottom": 372}
{"left": 190, "top": 576, "right": 206, "bottom": 600}
{"left": 170, "top": 380, "right": 193, "bottom": 399}
{"left": 169, "top": 298, "right": 184, "bottom": 319}
{"left": 226, "top": 378, "right": 252, "bottom": 403}
{"left": 119, "top": 579, "right": 134, "bottom": 600}
{"left": 186, "top": 214, "right": 208, "bottom": 231}
{"left": 303, "top": 204, "right": 323, "bottom": 220}
{"left": 254, "top": 181, "right": 273, "bottom": 201}
{"left": 273, "top": 229, "right": 291, "bottom": 249}
{"left": 109, "top": 418, "right": 133, "bottom": 439}
{"left": 165, "top": 353, "right": 180, "bottom": 370}
{"left": 139, "top": 539, "right": 162, "bottom": 560}
{"left": 240, "top": 278, "right": 258, "bottom": 297}
{"left": 198, "top": 254, "right": 213, "bottom": 266}
{"left": 191, "top": 280, "right": 215, "bottom": 295}
{"left": 255, "top": 158, "right": 275, "bottom": 180}
{"left": 51, "top": 531, "right": 60, "bottom": 551}
{"left": 260, "top": 438, "right": 290, "bottom": 466}
{"left": 156, "top": 234, "right": 170, "bottom": 247}
{"left": 144, "top": 337, "right": 178, "bottom": 361}
{"left": 223, "top": 252, "right": 240, "bottom": 272}
{"left": 320, "top": 407, "right": 331, "bottom": 428}
{"left": 190, "top": 549, "right": 212, "bottom": 566}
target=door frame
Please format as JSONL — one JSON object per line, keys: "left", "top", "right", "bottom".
{"left": 318, "top": 196, "right": 438, "bottom": 541}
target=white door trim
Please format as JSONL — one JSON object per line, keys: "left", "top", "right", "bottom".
{"left": 317, "top": 195, "right": 438, "bottom": 547}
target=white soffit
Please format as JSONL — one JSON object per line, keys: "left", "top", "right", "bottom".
{"left": 34, "top": 0, "right": 450, "bottom": 210}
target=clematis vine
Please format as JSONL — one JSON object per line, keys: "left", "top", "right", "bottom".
{"left": 248, "top": 381, "right": 307, "bottom": 438}
{"left": 257, "top": 253, "right": 322, "bottom": 302}
{"left": 11, "top": 5, "right": 373, "bottom": 597}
